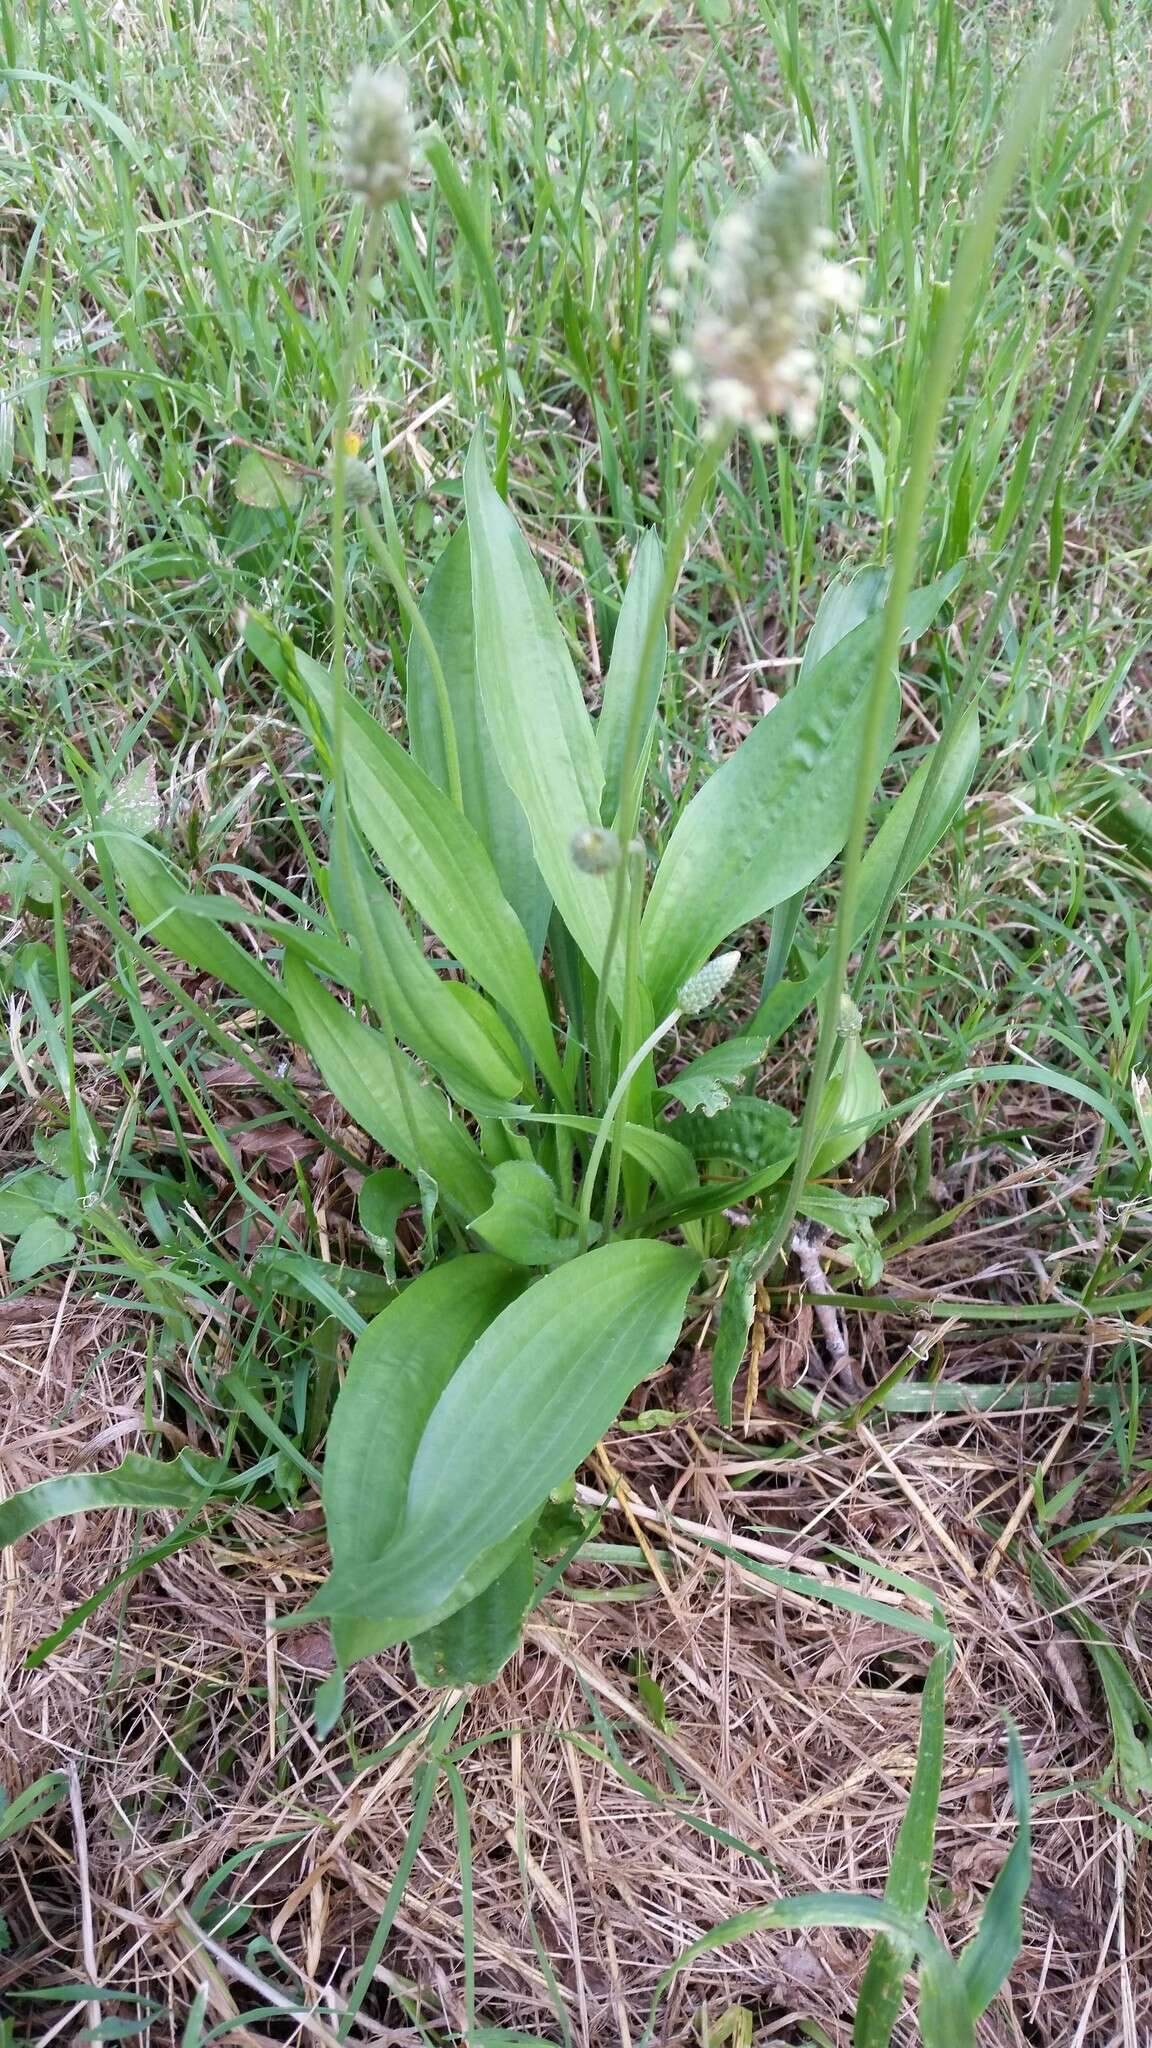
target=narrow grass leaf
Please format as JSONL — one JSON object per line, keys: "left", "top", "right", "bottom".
{"left": 855, "top": 1645, "right": 950, "bottom": 2047}
{"left": 956, "top": 1723, "right": 1031, "bottom": 2017}
{"left": 643, "top": 1895, "right": 964, "bottom": 2048}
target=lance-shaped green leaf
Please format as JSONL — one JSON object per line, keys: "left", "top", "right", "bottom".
{"left": 303, "top": 1240, "right": 699, "bottom": 1640}
{"left": 358, "top": 1168, "right": 418, "bottom": 1286}
{"left": 408, "top": 1541, "right": 535, "bottom": 1688}
{"left": 747, "top": 702, "right": 982, "bottom": 1047}
{"left": 798, "top": 561, "right": 964, "bottom": 678}
{"left": 464, "top": 438, "right": 619, "bottom": 993}
{"left": 329, "top": 832, "right": 528, "bottom": 1110}
{"left": 643, "top": 613, "right": 898, "bottom": 1012}
{"left": 596, "top": 530, "right": 667, "bottom": 824}
{"left": 101, "top": 829, "right": 296, "bottom": 1037}
{"left": 645, "top": 562, "right": 968, "bottom": 1017}
{"left": 244, "top": 616, "right": 565, "bottom": 1100}
{"left": 407, "top": 524, "right": 552, "bottom": 958}
{"left": 284, "top": 952, "right": 492, "bottom": 1221}
{"left": 957, "top": 1724, "right": 1031, "bottom": 2019}
{"left": 0, "top": 1450, "right": 222, "bottom": 1551}
{"left": 469, "top": 1160, "right": 577, "bottom": 1267}
{"left": 324, "top": 1255, "right": 526, "bottom": 1669}
{"left": 812, "top": 1034, "right": 885, "bottom": 1175}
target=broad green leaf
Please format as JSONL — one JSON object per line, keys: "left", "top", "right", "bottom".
{"left": 799, "top": 1190, "right": 887, "bottom": 1287}
{"left": 469, "top": 1160, "right": 576, "bottom": 1267}
{"left": 329, "top": 834, "right": 527, "bottom": 1109}
{"left": 441, "top": 983, "right": 528, "bottom": 1098}
{"left": 798, "top": 562, "right": 965, "bottom": 681}
{"left": 100, "top": 828, "right": 297, "bottom": 1037}
{"left": 324, "top": 1255, "right": 525, "bottom": 1669}
{"left": 245, "top": 616, "right": 566, "bottom": 1100}
{"left": 408, "top": 1541, "right": 534, "bottom": 1687}
{"left": 0, "top": 1168, "right": 68, "bottom": 1236}
{"left": 747, "top": 702, "right": 981, "bottom": 1050}
{"left": 234, "top": 449, "right": 302, "bottom": 510}
{"left": 670, "top": 1096, "right": 794, "bottom": 1176}
{"left": 407, "top": 524, "right": 551, "bottom": 957}
{"left": 657, "top": 1035, "right": 767, "bottom": 1116}
{"left": 597, "top": 530, "right": 667, "bottom": 824}
{"left": 464, "top": 438, "right": 619, "bottom": 993}
{"left": 9, "top": 1214, "right": 75, "bottom": 1281}
{"left": 283, "top": 952, "right": 492, "bottom": 1221}
{"left": 643, "top": 614, "right": 899, "bottom": 1011}
{"left": 644, "top": 564, "right": 967, "bottom": 1017}
{"left": 957, "top": 1724, "right": 1031, "bottom": 2018}
{"left": 0, "top": 1450, "right": 219, "bottom": 1551}
{"left": 358, "top": 1167, "right": 417, "bottom": 1285}
{"left": 855, "top": 1646, "right": 950, "bottom": 2048}
{"left": 305, "top": 1240, "right": 699, "bottom": 1638}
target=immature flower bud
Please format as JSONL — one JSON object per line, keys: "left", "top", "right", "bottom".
{"left": 570, "top": 825, "right": 622, "bottom": 874}
{"left": 677, "top": 950, "right": 740, "bottom": 1015}
{"left": 337, "top": 65, "right": 413, "bottom": 206}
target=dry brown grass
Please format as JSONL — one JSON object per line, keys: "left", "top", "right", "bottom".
{"left": 2, "top": 1228, "right": 1149, "bottom": 2047}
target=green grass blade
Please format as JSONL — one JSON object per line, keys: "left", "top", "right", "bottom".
{"left": 854, "top": 1644, "right": 951, "bottom": 2046}
{"left": 955, "top": 1722, "right": 1031, "bottom": 2018}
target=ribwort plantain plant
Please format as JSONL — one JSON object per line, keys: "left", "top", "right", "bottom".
{"left": 0, "top": 5, "right": 1101, "bottom": 1735}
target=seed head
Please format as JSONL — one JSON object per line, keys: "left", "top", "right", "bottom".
{"left": 665, "top": 155, "right": 865, "bottom": 439}
{"left": 340, "top": 455, "right": 377, "bottom": 504}
{"left": 337, "top": 66, "right": 413, "bottom": 207}
{"left": 570, "top": 825, "right": 623, "bottom": 875}
{"left": 677, "top": 950, "right": 740, "bottom": 1016}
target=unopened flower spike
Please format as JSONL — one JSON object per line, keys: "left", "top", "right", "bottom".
{"left": 337, "top": 65, "right": 413, "bottom": 207}
{"left": 677, "top": 950, "right": 740, "bottom": 1016}
{"left": 664, "top": 153, "right": 865, "bottom": 440}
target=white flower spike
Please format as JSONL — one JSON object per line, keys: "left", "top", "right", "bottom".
{"left": 664, "top": 155, "right": 866, "bottom": 439}
{"left": 337, "top": 66, "right": 413, "bottom": 207}
{"left": 677, "top": 951, "right": 741, "bottom": 1016}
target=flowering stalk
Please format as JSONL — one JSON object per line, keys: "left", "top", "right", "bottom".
{"left": 748, "top": 0, "right": 1087, "bottom": 1290}
{"left": 327, "top": 72, "right": 428, "bottom": 1179}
